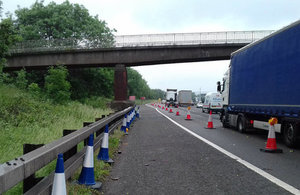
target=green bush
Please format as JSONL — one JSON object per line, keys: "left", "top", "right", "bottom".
{"left": 44, "top": 66, "right": 71, "bottom": 103}
{"left": 15, "top": 69, "right": 28, "bottom": 89}
{"left": 28, "top": 82, "right": 41, "bottom": 96}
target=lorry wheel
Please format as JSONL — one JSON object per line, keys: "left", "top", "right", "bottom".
{"left": 237, "top": 116, "right": 246, "bottom": 133}
{"left": 221, "top": 114, "right": 229, "bottom": 128}
{"left": 202, "top": 108, "right": 205, "bottom": 113}
{"left": 283, "top": 122, "right": 298, "bottom": 148}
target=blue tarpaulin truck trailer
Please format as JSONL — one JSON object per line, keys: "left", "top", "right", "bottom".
{"left": 218, "top": 20, "right": 300, "bottom": 147}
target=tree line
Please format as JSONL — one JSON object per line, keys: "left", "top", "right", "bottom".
{"left": 0, "top": 0, "right": 165, "bottom": 104}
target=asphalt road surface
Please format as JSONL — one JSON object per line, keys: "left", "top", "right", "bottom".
{"left": 102, "top": 105, "right": 300, "bottom": 194}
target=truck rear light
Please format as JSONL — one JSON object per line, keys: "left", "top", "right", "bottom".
{"left": 250, "top": 120, "right": 254, "bottom": 125}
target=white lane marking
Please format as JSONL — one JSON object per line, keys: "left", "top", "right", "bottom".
{"left": 148, "top": 105, "right": 300, "bottom": 195}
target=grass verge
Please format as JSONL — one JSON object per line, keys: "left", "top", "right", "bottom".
{"left": 0, "top": 84, "right": 113, "bottom": 194}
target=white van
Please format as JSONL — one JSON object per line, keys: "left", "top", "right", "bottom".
{"left": 202, "top": 92, "right": 222, "bottom": 113}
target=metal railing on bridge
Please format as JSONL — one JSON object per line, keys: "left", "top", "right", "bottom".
{"left": 115, "top": 30, "right": 274, "bottom": 47}
{"left": 10, "top": 30, "right": 274, "bottom": 54}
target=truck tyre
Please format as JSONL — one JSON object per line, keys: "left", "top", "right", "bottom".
{"left": 237, "top": 116, "right": 246, "bottom": 133}
{"left": 202, "top": 108, "right": 205, "bottom": 113}
{"left": 221, "top": 111, "right": 230, "bottom": 128}
{"left": 283, "top": 122, "right": 298, "bottom": 148}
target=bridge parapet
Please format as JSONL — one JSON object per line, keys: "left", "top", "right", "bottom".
{"left": 115, "top": 30, "right": 274, "bottom": 47}
{"left": 9, "top": 30, "right": 274, "bottom": 54}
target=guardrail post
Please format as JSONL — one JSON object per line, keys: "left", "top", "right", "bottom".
{"left": 95, "top": 114, "right": 106, "bottom": 122}
{"left": 83, "top": 122, "right": 93, "bottom": 146}
{"left": 95, "top": 115, "right": 106, "bottom": 137}
{"left": 23, "top": 143, "right": 44, "bottom": 193}
{"left": 62, "top": 130, "right": 78, "bottom": 162}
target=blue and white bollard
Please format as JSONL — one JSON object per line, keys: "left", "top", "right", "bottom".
{"left": 121, "top": 114, "right": 127, "bottom": 133}
{"left": 78, "top": 134, "right": 101, "bottom": 189}
{"left": 97, "top": 125, "right": 114, "bottom": 163}
{"left": 52, "top": 154, "right": 66, "bottom": 195}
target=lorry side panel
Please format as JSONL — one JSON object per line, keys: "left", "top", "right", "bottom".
{"left": 178, "top": 90, "right": 192, "bottom": 106}
{"left": 229, "top": 22, "right": 300, "bottom": 118}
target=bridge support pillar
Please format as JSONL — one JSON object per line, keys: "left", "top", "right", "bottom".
{"left": 111, "top": 64, "right": 133, "bottom": 110}
{"left": 114, "top": 64, "right": 127, "bottom": 101}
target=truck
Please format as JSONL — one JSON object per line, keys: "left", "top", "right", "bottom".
{"left": 178, "top": 90, "right": 193, "bottom": 107}
{"left": 218, "top": 20, "right": 300, "bottom": 147}
{"left": 202, "top": 92, "right": 222, "bottom": 113}
{"left": 165, "top": 89, "right": 178, "bottom": 107}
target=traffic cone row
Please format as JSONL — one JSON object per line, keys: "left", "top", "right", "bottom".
{"left": 120, "top": 107, "right": 140, "bottom": 135}
{"left": 121, "top": 114, "right": 127, "bottom": 133}
{"left": 51, "top": 107, "right": 139, "bottom": 193}
{"left": 158, "top": 104, "right": 194, "bottom": 119}
{"left": 156, "top": 103, "right": 283, "bottom": 155}
{"left": 51, "top": 134, "right": 102, "bottom": 194}
{"left": 136, "top": 106, "right": 140, "bottom": 118}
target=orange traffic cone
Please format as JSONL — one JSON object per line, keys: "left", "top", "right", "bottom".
{"left": 260, "top": 118, "right": 283, "bottom": 153}
{"left": 185, "top": 110, "right": 192, "bottom": 120}
{"left": 166, "top": 107, "right": 168, "bottom": 111}
{"left": 176, "top": 109, "right": 180, "bottom": 116}
{"left": 162, "top": 106, "right": 164, "bottom": 109}
{"left": 205, "top": 111, "right": 215, "bottom": 129}
{"left": 169, "top": 108, "right": 173, "bottom": 113}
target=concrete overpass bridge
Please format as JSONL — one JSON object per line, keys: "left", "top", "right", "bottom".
{"left": 5, "top": 30, "right": 273, "bottom": 107}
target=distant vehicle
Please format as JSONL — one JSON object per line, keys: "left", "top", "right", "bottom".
{"left": 196, "top": 102, "right": 203, "bottom": 108}
{"left": 165, "top": 89, "right": 178, "bottom": 107}
{"left": 161, "top": 99, "right": 166, "bottom": 104}
{"left": 178, "top": 90, "right": 193, "bottom": 107}
{"left": 129, "top": 96, "right": 136, "bottom": 101}
{"left": 218, "top": 20, "right": 300, "bottom": 147}
{"left": 202, "top": 92, "right": 222, "bottom": 113}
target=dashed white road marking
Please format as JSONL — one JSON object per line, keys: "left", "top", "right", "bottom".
{"left": 148, "top": 105, "right": 300, "bottom": 195}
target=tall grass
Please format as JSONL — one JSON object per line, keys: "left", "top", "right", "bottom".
{"left": 0, "top": 83, "right": 128, "bottom": 194}
{"left": 0, "top": 83, "right": 112, "bottom": 163}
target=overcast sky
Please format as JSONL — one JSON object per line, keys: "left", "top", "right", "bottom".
{"left": 3, "top": 0, "right": 300, "bottom": 93}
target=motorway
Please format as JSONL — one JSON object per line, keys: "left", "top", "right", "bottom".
{"left": 102, "top": 104, "right": 300, "bottom": 194}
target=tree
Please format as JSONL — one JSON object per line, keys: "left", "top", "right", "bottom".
{"left": 68, "top": 68, "right": 114, "bottom": 100}
{"left": 150, "top": 89, "right": 166, "bottom": 100}
{"left": 44, "top": 66, "right": 70, "bottom": 103}
{"left": 0, "top": 14, "right": 21, "bottom": 83}
{"left": 127, "top": 68, "right": 151, "bottom": 99}
{"left": 192, "top": 92, "right": 197, "bottom": 103}
{"left": 13, "top": 1, "right": 116, "bottom": 100}
{"left": 14, "top": 0, "right": 115, "bottom": 47}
